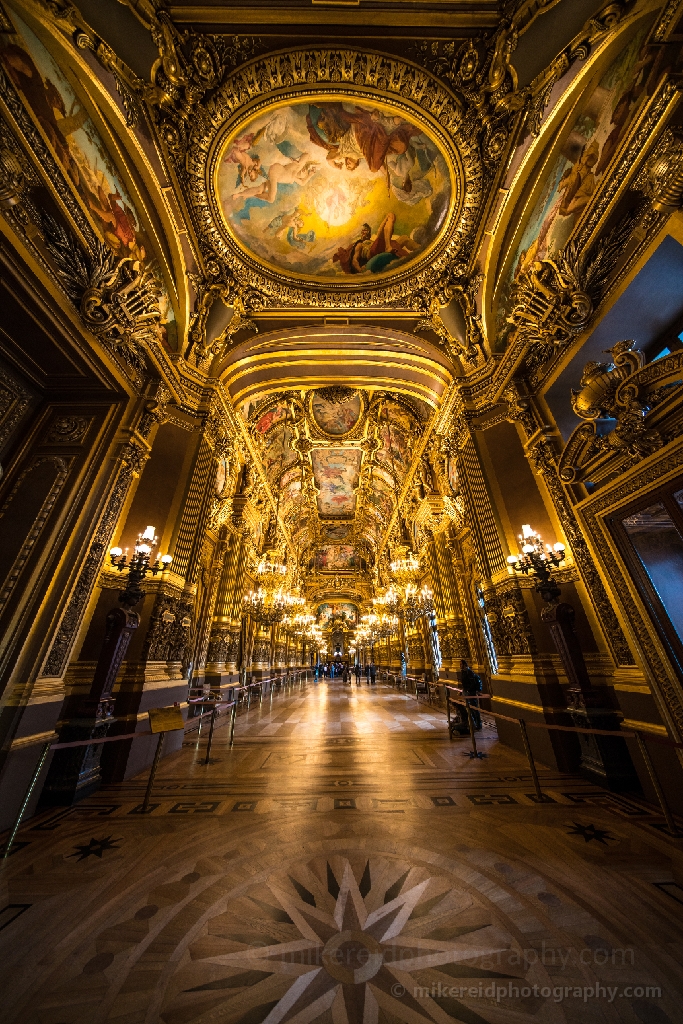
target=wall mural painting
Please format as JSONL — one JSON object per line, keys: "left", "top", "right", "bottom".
{"left": 317, "top": 602, "right": 358, "bottom": 625}
{"left": 376, "top": 401, "right": 416, "bottom": 473}
{"left": 216, "top": 98, "right": 452, "bottom": 282}
{"left": 496, "top": 22, "right": 671, "bottom": 348}
{"left": 262, "top": 423, "right": 297, "bottom": 478}
{"left": 215, "top": 458, "right": 230, "bottom": 496}
{"left": 255, "top": 402, "right": 290, "bottom": 434}
{"left": 315, "top": 544, "right": 359, "bottom": 570}
{"left": 377, "top": 422, "right": 409, "bottom": 474}
{"left": 447, "top": 457, "right": 460, "bottom": 495}
{"left": 239, "top": 393, "right": 268, "bottom": 422}
{"left": 279, "top": 465, "right": 302, "bottom": 510}
{"left": 311, "top": 391, "right": 362, "bottom": 435}
{"left": 311, "top": 448, "right": 362, "bottom": 515}
{"left": 367, "top": 467, "right": 395, "bottom": 522}
{"left": 0, "top": 12, "right": 177, "bottom": 348}
{"left": 407, "top": 396, "right": 434, "bottom": 422}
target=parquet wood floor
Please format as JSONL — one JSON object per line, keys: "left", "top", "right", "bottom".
{"left": 1, "top": 681, "right": 682, "bottom": 1024}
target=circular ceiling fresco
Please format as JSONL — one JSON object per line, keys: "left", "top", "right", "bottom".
{"left": 215, "top": 96, "right": 455, "bottom": 283}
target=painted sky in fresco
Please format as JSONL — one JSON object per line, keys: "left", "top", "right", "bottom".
{"left": 311, "top": 448, "right": 361, "bottom": 515}
{"left": 216, "top": 98, "right": 451, "bottom": 281}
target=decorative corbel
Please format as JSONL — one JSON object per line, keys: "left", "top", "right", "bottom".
{"left": 505, "top": 212, "right": 638, "bottom": 364}
{"left": 414, "top": 264, "right": 484, "bottom": 364}
{"left": 189, "top": 274, "right": 261, "bottom": 365}
{"left": 557, "top": 340, "right": 678, "bottom": 482}
{"left": 639, "top": 127, "right": 683, "bottom": 213}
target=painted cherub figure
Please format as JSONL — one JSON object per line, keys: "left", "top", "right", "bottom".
{"left": 232, "top": 154, "right": 319, "bottom": 204}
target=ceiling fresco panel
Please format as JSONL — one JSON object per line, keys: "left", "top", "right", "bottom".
{"left": 312, "top": 448, "right": 362, "bottom": 516}
{"left": 216, "top": 97, "right": 453, "bottom": 284}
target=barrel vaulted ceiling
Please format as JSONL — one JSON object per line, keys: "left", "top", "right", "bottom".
{"left": 0, "top": 0, "right": 676, "bottom": 609}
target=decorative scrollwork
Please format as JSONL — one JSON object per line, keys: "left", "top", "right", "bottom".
{"left": 41, "top": 215, "right": 165, "bottom": 374}
{"left": 639, "top": 127, "right": 683, "bottom": 213}
{"left": 505, "top": 212, "right": 637, "bottom": 361}
{"left": 557, "top": 340, "right": 683, "bottom": 483}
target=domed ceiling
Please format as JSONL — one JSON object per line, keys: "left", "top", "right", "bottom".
{"left": 214, "top": 97, "right": 455, "bottom": 283}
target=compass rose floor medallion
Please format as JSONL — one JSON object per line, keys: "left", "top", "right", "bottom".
{"left": 167, "top": 851, "right": 527, "bottom": 1024}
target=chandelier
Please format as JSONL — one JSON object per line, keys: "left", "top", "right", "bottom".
{"left": 389, "top": 546, "right": 421, "bottom": 589}
{"left": 403, "top": 583, "right": 435, "bottom": 625}
{"left": 243, "top": 547, "right": 291, "bottom": 624}
{"left": 254, "top": 548, "right": 287, "bottom": 591}
{"left": 374, "top": 612, "right": 399, "bottom": 639}
{"left": 373, "top": 586, "right": 401, "bottom": 616}
{"left": 386, "top": 541, "right": 434, "bottom": 624}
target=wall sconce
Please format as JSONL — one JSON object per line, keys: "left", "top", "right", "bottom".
{"left": 507, "top": 524, "right": 565, "bottom": 603}
{"left": 110, "top": 525, "right": 172, "bottom": 608}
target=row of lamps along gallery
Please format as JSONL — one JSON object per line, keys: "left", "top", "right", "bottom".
{"left": 103, "top": 519, "right": 564, "bottom": 665}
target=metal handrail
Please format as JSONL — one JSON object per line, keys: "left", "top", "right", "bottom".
{"left": 444, "top": 685, "right": 683, "bottom": 836}
{"left": 2, "top": 669, "right": 312, "bottom": 858}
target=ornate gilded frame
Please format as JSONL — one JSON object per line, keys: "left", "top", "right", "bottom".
{"left": 575, "top": 435, "right": 683, "bottom": 744}
{"left": 179, "top": 47, "right": 482, "bottom": 308}
{"left": 483, "top": 1, "right": 673, "bottom": 351}
{"left": 305, "top": 389, "right": 368, "bottom": 442}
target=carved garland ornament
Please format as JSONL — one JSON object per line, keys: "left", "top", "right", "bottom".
{"left": 175, "top": 49, "right": 483, "bottom": 310}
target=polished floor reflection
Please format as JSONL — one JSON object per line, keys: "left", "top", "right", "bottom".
{"left": 1, "top": 681, "right": 682, "bottom": 1024}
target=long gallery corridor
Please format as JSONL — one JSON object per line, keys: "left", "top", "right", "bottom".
{"left": 1, "top": 680, "right": 682, "bottom": 1024}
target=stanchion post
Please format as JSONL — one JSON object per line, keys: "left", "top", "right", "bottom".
{"left": 446, "top": 688, "right": 452, "bottom": 741}
{"left": 142, "top": 732, "right": 164, "bottom": 812}
{"left": 466, "top": 698, "right": 485, "bottom": 759}
{"left": 2, "top": 740, "right": 52, "bottom": 860}
{"left": 204, "top": 708, "right": 217, "bottom": 765}
{"left": 229, "top": 703, "right": 236, "bottom": 746}
{"left": 634, "top": 731, "right": 682, "bottom": 836}
{"left": 518, "top": 718, "right": 544, "bottom": 801}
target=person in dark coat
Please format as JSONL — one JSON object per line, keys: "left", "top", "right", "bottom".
{"left": 369, "top": 663, "right": 377, "bottom": 685}
{"left": 460, "top": 659, "right": 482, "bottom": 729}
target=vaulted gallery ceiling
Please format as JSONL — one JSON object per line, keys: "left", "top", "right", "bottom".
{"left": 0, "top": 0, "right": 677, "bottom": 627}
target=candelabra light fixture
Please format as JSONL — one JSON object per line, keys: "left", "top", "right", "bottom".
{"left": 243, "top": 546, "right": 293, "bottom": 624}
{"left": 507, "top": 524, "right": 565, "bottom": 603}
{"left": 389, "top": 546, "right": 421, "bottom": 590}
{"left": 386, "top": 543, "right": 435, "bottom": 624}
{"left": 109, "top": 525, "right": 172, "bottom": 608}
{"left": 403, "top": 583, "right": 435, "bottom": 625}
{"left": 373, "top": 586, "right": 401, "bottom": 616}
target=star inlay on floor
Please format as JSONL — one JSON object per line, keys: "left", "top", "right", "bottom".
{"left": 1, "top": 681, "right": 682, "bottom": 1024}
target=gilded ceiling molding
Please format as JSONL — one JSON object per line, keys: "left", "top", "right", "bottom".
{"left": 218, "top": 326, "right": 454, "bottom": 409}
